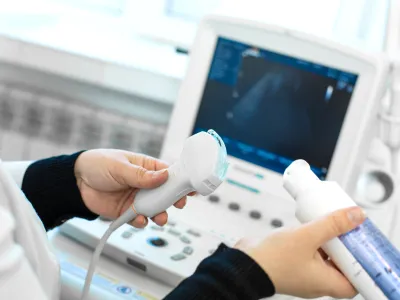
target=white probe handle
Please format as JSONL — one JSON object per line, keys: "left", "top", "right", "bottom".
{"left": 390, "top": 83, "right": 400, "bottom": 117}
{"left": 117, "top": 162, "right": 193, "bottom": 225}
{"left": 134, "top": 162, "right": 193, "bottom": 216}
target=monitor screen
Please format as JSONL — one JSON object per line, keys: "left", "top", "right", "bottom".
{"left": 192, "top": 37, "right": 359, "bottom": 179}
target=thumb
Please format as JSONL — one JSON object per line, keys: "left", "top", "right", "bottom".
{"left": 305, "top": 207, "right": 366, "bottom": 247}
{"left": 122, "top": 163, "right": 169, "bottom": 189}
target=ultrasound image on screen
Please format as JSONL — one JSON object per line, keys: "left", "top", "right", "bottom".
{"left": 192, "top": 38, "right": 358, "bottom": 178}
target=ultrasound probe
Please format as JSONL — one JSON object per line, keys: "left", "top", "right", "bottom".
{"left": 80, "top": 130, "right": 229, "bottom": 300}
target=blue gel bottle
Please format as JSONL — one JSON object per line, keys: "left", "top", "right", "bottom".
{"left": 284, "top": 160, "right": 400, "bottom": 300}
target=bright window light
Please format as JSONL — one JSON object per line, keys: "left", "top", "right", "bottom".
{"left": 0, "top": 0, "right": 390, "bottom": 55}
{"left": 51, "top": 0, "right": 127, "bottom": 16}
{"left": 165, "top": 0, "right": 221, "bottom": 21}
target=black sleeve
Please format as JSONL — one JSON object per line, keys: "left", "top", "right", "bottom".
{"left": 21, "top": 151, "right": 98, "bottom": 230}
{"left": 164, "top": 243, "right": 276, "bottom": 300}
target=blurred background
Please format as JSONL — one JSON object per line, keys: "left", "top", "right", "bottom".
{"left": 0, "top": 0, "right": 393, "bottom": 161}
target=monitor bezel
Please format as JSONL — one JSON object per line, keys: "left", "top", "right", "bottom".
{"left": 161, "top": 14, "right": 388, "bottom": 199}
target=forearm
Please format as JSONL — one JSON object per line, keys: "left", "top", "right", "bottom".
{"left": 164, "top": 244, "right": 275, "bottom": 300}
{"left": 20, "top": 152, "right": 97, "bottom": 230}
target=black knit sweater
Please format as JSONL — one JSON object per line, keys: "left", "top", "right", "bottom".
{"left": 21, "top": 153, "right": 276, "bottom": 300}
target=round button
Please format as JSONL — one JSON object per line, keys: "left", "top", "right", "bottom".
{"left": 228, "top": 202, "right": 240, "bottom": 211}
{"left": 271, "top": 219, "right": 283, "bottom": 228}
{"left": 208, "top": 195, "right": 220, "bottom": 203}
{"left": 121, "top": 231, "right": 133, "bottom": 239}
{"left": 148, "top": 237, "right": 168, "bottom": 247}
{"left": 117, "top": 286, "right": 132, "bottom": 294}
{"left": 249, "top": 210, "right": 262, "bottom": 220}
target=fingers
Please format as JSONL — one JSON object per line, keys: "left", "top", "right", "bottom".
{"left": 173, "top": 190, "right": 195, "bottom": 208}
{"left": 123, "top": 163, "right": 169, "bottom": 189}
{"left": 174, "top": 197, "right": 187, "bottom": 209}
{"left": 302, "top": 207, "right": 366, "bottom": 248}
{"left": 315, "top": 248, "right": 329, "bottom": 261}
{"left": 129, "top": 213, "right": 168, "bottom": 228}
{"left": 151, "top": 212, "right": 168, "bottom": 226}
{"left": 126, "top": 153, "right": 169, "bottom": 171}
{"left": 175, "top": 192, "right": 195, "bottom": 208}
{"left": 129, "top": 215, "right": 148, "bottom": 228}
{"left": 129, "top": 196, "right": 187, "bottom": 228}
{"left": 320, "top": 260, "right": 358, "bottom": 299}
{"left": 120, "top": 154, "right": 170, "bottom": 189}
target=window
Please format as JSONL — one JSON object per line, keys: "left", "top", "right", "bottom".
{"left": 16, "top": 0, "right": 216, "bottom": 50}
{"left": 52, "top": 0, "right": 127, "bottom": 16}
{"left": 165, "top": 0, "right": 221, "bottom": 21}
{"left": 121, "top": 0, "right": 390, "bottom": 52}
{"left": 0, "top": 0, "right": 390, "bottom": 58}
{"left": 50, "top": 0, "right": 220, "bottom": 21}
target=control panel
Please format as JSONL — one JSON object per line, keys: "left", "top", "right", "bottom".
{"left": 60, "top": 217, "right": 238, "bottom": 287}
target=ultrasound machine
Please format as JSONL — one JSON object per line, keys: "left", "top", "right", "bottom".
{"left": 60, "top": 13, "right": 394, "bottom": 300}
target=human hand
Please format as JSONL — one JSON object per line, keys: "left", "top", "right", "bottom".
{"left": 235, "top": 207, "right": 366, "bottom": 299}
{"left": 74, "top": 149, "right": 192, "bottom": 228}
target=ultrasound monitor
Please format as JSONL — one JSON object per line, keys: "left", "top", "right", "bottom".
{"left": 192, "top": 37, "right": 358, "bottom": 180}
{"left": 162, "top": 14, "right": 388, "bottom": 212}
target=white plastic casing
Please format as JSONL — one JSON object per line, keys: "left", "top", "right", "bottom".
{"left": 60, "top": 217, "right": 225, "bottom": 288}
{"left": 283, "top": 160, "right": 387, "bottom": 300}
{"left": 125, "top": 131, "right": 227, "bottom": 220}
{"left": 161, "top": 13, "right": 389, "bottom": 204}
{"left": 0, "top": 209, "right": 49, "bottom": 299}
{"left": 181, "top": 132, "right": 227, "bottom": 194}
{"left": 132, "top": 161, "right": 192, "bottom": 217}
{"left": 158, "top": 13, "right": 390, "bottom": 244}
